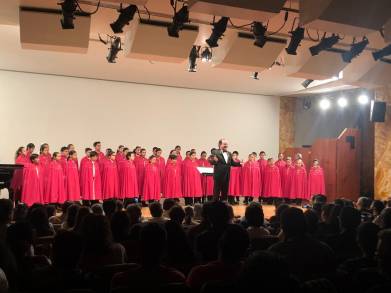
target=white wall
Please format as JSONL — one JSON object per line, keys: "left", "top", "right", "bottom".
{"left": 0, "top": 70, "right": 280, "bottom": 163}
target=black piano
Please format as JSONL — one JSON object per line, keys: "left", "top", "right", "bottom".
{"left": 0, "top": 164, "right": 24, "bottom": 200}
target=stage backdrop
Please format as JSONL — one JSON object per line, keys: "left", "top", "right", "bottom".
{"left": 0, "top": 70, "right": 280, "bottom": 164}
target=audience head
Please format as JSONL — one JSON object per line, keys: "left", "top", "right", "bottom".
{"left": 139, "top": 223, "right": 167, "bottom": 266}
{"left": 169, "top": 205, "right": 185, "bottom": 225}
{"left": 0, "top": 199, "right": 13, "bottom": 225}
{"left": 45, "top": 205, "right": 56, "bottom": 218}
{"left": 110, "top": 211, "right": 131, "bottom": 243}
{"left": 162, "top": 199, "right": 176, "bottom": 214}
{"left": 281, "top": 207, "right": 307, "bottom": 239}
{"left": 193, "top": 203, "right": 203, "bottom": 221}
{"left": 126, "top": 204, "right": 142, "bottom": 225}
{"left": 91, "top": 203, "right": 104, "bottom": 215}
{"left": 80, "top": 214, "right": 113, "bottom": 254}
{"left": 357, "top": 197, "right": 372, "bottom": 211}
{"left": 275, "top": 203, "right": 290, "bottom": 221}
{"left": 207, "top": 201, "right": 230, "bottom": 230}
{"left": 28, "top": 206, "right": 52, "bottom": 236}
{"left": 304, "top": 209, "right": 319, "bottom": 235}
{"left": 184, "top": 206, "right": 194, "bottom": 225}
{"left": 0, "top": 268, "right": 8, "bottom": 293}
{"left": 371, "top": 200, "right": 385, "bottom": 217}
{"left": 320, "top": 203, "right": 335, "bottom": 223}
{"left": 149, "top": 202, "right": 163, "bottom": 218}
{"left": 73, "top": 206, "right": 92, "bottom": 233}
{"left": 339, "top": 206, "right": 361, "bottom": 231}
{"left": 12, "top": 203, "right": 28, "bottom": 223}
{"left": 6, "top": 222, "right": 34, "bottom": 261}
{"left": 357, "top": 222, "right": 380, "bottom": 258}
{"left": 245, "top": 202, "right": 265, "bottom": 228}
{"left": 377, "top": 229, "right": 391, "bottom": 276}
{"left": 379, "top": 208, "right": 391, "bottom": 229}
{"left": 102, "top": 199, "right": 117, "bottom": 219}
{"left": 65, "top": 204, "right": 80, "bottom": 229}
{"left": 218, "top": 224, "right": 249, "bottom": 263}
{"left": 52, "top": 231, "right": 82, "bottom": 269}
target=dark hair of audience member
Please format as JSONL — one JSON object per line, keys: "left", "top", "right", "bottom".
{"left": 245, "top": 202, "right": 265, "bottom": 227}
{"left": 6, "top": 222, "right": 34, "bottom": 263}
{"left": 102, "top": 199, "right": 117, "bottom": 220}
{"left": 304, "top": 209, "right": 319, "bottom": 235}
{"left": 162, "top": 199, "right": 176, "bottom": 213}
{"left": 149, "top": 202, "right": 163, "bottom": 218}
{"left": 12, "top": 203, "right": 28, "bottom": 223}
{"left": 126, "top": 204, "right": 142, "bottom": 226}
{"left": 110, "top": 211, "right": 131, "bottom": 243}
{"left": 371, "top": 200, "right": 385, "bottom": 217}
{"left": 207, "top": 201, "right": 230, "bottom": 231}
{"left": 184, "top": 206, "right": 194, "bottom": 225}
{"left": 357, "top": 222, "right": 380, "bottom": 258}
{"left": 45, "top": 205, "right": 56, "bottom": 219}
{"left": 218, "top": 224, "right": 249, "bottom": 263}
{"left": 52, "top": 231, "right": 82, "bottom": 269}
{"left": 281, "top": 207, "right": 307, "bottom": 239}
{"left": 91, "top": 203, "right": 104, "bottom": 215}
{"left": 28, "top": 206, "right": 54, "bottom": 237}
{"left": 139, "top": 223, "right": 167, "bottom": 266}
{"left": 339, "top": 206, "right": 361, "bottom": 232}
{"left": 326, "top": 204, "right": 343, "bottom": 234}
{"left": 64, "top": 204, "right": 80, "bottom": 230}
{"left": 169, "top": 205, "right": 185, "bottom": 225}
{"left": 380, "top": 208, "right": 391, "bottom": 229}
{"left": 0, "top": 199, "right": 13, "bottom": 225}
{"left": 72, "top": 206, "right": 91, "bottom": 233}
{"left": 80, "top": 214, "right": 113, "bottom": 255}
{"left": 377, "top": 229, "right": 391, "bottom": 276}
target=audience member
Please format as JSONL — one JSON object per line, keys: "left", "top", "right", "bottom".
{"left": 244, "top": 202, "right": 270, "bottom": 239}
{"left": 148, "top": 202, "right": 166, "bottom": 224}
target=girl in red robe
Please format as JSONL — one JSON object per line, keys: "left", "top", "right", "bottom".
{"left": 25, "top": 143, "right": 35, "bottom": 160}
{"left": 60, "top": 146, "right": 69, "bottom": 172}
{"left": 308, "top": 159, "right": 326, "bottom": 197}
{"left": 22, "top": 154, "right": 44, "bottom": 206}
{"left": 228, "top": 151, "right": 242, "bottom": 204}
{"left": 289, "top": 159, "right": 308, "bottom": 201}
{"left": 198, "top": 151, "right": 214, "bottom": 201}
{"left": 39, "top": 144, "right": 51, "bottom": 197}
{"left": 275, "top": 153, "right": 287, "bottom": 179}
{"left": 115, "top": 145, "right": 125, "bottom": 165}
{"left": 118, "top": 152, "right": 139, "bottom": 201}
{"left": 66, "top": 150, "right": 81, "bottom": 202}
{"left": 80, "top": 151, "right": 102, "bottom": 203}
{"left": 258, "top": 151, "right": 267, "bottom": 181}
{"left": 163, "top": 154, "right": 182, "bottom": 200}
{"left": 134, "top": 148, "right": 148, "bottom": 196}
{"left": 46, "top": 152, "right": 66, "bottom": 204}
{"left": 93, "top": 141, "right": 105, "bottom": 162}
{"left": 11, "top": 147, "right": 29, "bottom": 200}
{"left": 101, "top": 150, "right": 119, "bottom": 200}
{"left": 155, "top": 148, "right": 166, "bottom": 189}
{"left": 142, "top": 156, "right": 161, "bottom": 202}
{"left": 262, "top": 158, "right": 282, "bottom": 198}
{"left": 281, "top": 156, "right": 295, "bottom": 199}
{"left": 67, "top": 144, "right": 78, "bottom": 168}
{"left": 242, "top": 153, "right": 261, "bottom": 204}
{"left": 183, "top": 151, "right": 203, "bottom": 205}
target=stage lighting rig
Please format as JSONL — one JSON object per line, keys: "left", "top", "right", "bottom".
{"left": 309, "top": 34, "right": 340, "bottom": 56}
{"left": 286, "top": 26, "right": 305, "bottom": 55}
{"left": 252, "top": 22, "right": 268, "bottom": 48}
{"left": 188, "top": 45, "right": 200, "bottom": 72}
{"left": 301, "top": 79, "right": 314, "bottom": 88}
{"left": 59, "top": 0, "right": 77, "bottom": 29}
{"left": 110, "top": 4, "right": 138, "bottom": 34}
{"left": 99, "top": 34, "right": 122, "bottom": 63}
{"left": 251, "top": 72, "right": 259, "bottom": 80}
{"left": 200, "top": 47, "right": 212, "bottom": 62}
{"left": 167, "top": 4, "right": 190, "bottom": 37}
{"left": 372, "top": 43, "right": 391, "bottom": 61}
{"left": 206, "top": 17, "right": 229, "bottom": 48}
{"left": 342, "top": 37, "right": 369, "bottom": 63}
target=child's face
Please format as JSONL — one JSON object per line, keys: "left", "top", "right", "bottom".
{"left": 110, "top": 154, "right": 116, "bottom": 160}
{"left": 249, "top": 154, "right": 254, "bottom": 161}
{"left": 313, "top": 160, "right": 319, "bottom": 167}
{"left": 296, "top": 160, "right": 302, "bottom": 167}
{"left": 260, "top": 153, "right": 265, "bottom": 159}
{"left": 129, "top": 153, "right": 135, "bottom": 160}
{"left": 95, "top": 144, "right": 101, "bottom": 151}
{"left": 190, "top": 153, "right": 196, "bottom": 160}
{"left": 151, "top": 157, "right": 157, "bottom": 164}
{"left": 268, "top": 159, "right": 274, "bottom": 165}
{"left": 278, "top": 153, "right": 284, "bottom": 160}
{"left": 201, "top": 153, "right": 207, "bottom": 159}
{"left": 141, "top": 150, "right": 146, "bottom": 157}
{"left": 71, "top": 152, "right": 78, "bottom": 160}
{"left": 33, "top": 157, "right": 39, "bottom": 164}
{"left": 21, "top": 148, "right": 26, "bottom": 156}
{"left": 55, "top": 154, "right": 61, "bottom": 161}
{"left": 157, "top": 150, "right": 162, "bottom": 157}
{"left": 232, "top": 154, "right": 237, "bottom": 160}
{"left": 69, "top": 145, "right": 75, "bottom": 151}
{"left": 43, "top": 147, "right": 49, "bottom": 155}
{"left": 86, "top": 150, "right": 91, "bottom": 157}
{"left": 286, "top": 158, "right": 292, "bottom": 166}
{"left": 63, "top": 150, "right": 69, "bottom": 156}
{"left": 91, "top": 156, "right": 98, "bottom": 161}
{"left": 118, "top": 147, "right": 124, "bottom": 152}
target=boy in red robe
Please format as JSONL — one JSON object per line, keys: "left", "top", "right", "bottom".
{"left": 116, "top": 145, "right": 125, "bottom": 164}
{"left": 308, "top": 159, "right": 326, "bottom": 197}
{"left": 11, "top": 146, "right": 29, "bottom": 201}
{"left": 155, "top": 148, "right": 166, "bottom": 189}
{"left": 242, "top": 153, "right": 261, "bottom": 204}
{"left": 258, "top": 151, "right": 267, "bottom": 181}
{"left": 66, "top": 150, "right": 81, "bottom": 202}
{"left": 281, "top": 156, "right": 295, "bottom": 199}
{"left": 101, "top": 149, "right": 119, "bottom": 200}
{"left": 142, "top": 155, "right": 161, "bottom": 202}
{"left": 163, "top": 154, "right": 182, "bottom": 200}
{"left": 198, "top": 151, "right": 214, "bottom": 202}
{"left": 118, "top": 151, "right": 139, "bottom": 203}
{"left": 46, "top": 152, "right": 66, "bottom": 204}
{"left": 228, "top": 151, "right": 242, "bottom": 205}
{"left": 262, "top": 158, "right": 282, "bottom": 199}
{"left": 275, "top": 153, "right": 286, "bottom": 178}
{"left": 289, "top": 159, "right": 308, "bottom": 202}
{"left": 93, "top": 141, "right": 105, "bottom": 162}
{"left": 135, "top": 148, "right": 148, "bottom": 199}
{"left": 22, "top": 154, "right": 44, "bottom": 206}
{"left": 80, "top": 151, "right": 102, "bottom": 204}
{"left": 183, "top": 151, "right": 203, "bottom": 206}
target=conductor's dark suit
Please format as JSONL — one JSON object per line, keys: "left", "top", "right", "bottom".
{"left": 210, "top": 149, "right": 241, "bottom": 200}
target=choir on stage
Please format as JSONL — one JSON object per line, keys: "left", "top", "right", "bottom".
{"left": 11, "top": 142, "right": 326, "bottom": 206}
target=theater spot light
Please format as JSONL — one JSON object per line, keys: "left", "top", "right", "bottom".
{"left": 286, "top": 26, "right": 305, "bottom": 55}
{"left": 342, "top": 37, "right": 369, "bottom": 63}
{"left": 252, "top": 22, "right": 267, "bottom": 48}
{"left": 167, "top": 5, "right": 189, "bottom": 38}
{"left": 309, "top": 34, "right": 340, "bottom": 56}
{"left": 206, "top": 17, "right": 229, "bottom": 48}
{"left": 200, "top": 47, "right": 212, "bottom": 62}
{"left": 110, "top": 4, "right": 138, "bottom": 34}
{"left": 319, "top": 98, "right": 331, "bottom": 110}
{"left": 59, "top": 0, "right": 77, "bottom": 29}
{"left": 372, "top": 43, "right": 391, "bottom": 61}
{"left": 358, "top": 94, "right": 369, "bottom": 105}
{"left": 99, "top": 34, "right": 122, "bottom": 63}
{"left": 251, "top": 72, "right": 259, "bottom": 80}
{"left": 188, "top": 46, "right": 199, "bottom": 72}
{"left": 337, "top": 97, "right": 348, "bottom": 108}
{"left": 301, "top": 79, "right": 314, "bottom": 88}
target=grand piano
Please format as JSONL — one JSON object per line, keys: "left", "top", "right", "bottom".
{"left": 0, "top": 164, "right": 24, "bottom": 200}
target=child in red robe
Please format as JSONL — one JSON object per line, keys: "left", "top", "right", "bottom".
{"left": 80, "top": 151, "right": 102, "bottom": 203}
{"left": 228, "top": 151, "right": 242, "bottom": 204}
{"left": 281, "top": 156, "right": 295, "bottom": 199}
{"left": 242, "top": 153, "right": 261, "bottom": 204}
{"left": 22, "top": 154, "right": 44, "bottom": 206}
{"left": 155, "top": 148, "right": 166, "bottom": 188}
{"left": 163, "top": 154, "right": 182, "bottom": 200}
{"left": 115, "top": 145, "right": 125, "bottom": 165}
{"left": 67, "top": 144, "right": 78, "bottom": 168}
{"left": 60, "top": 146, "right": 69, "bottom": 172}
{"left": 66, "top": 150, "right": 81, "bottom": 202}
{"left": 183, "top": 151, "right": 202, "bottom": 205}
{"left": 198, "top": 151, "right": 214, "bottom": 201}
{"left": 93, "top": 141, "right": 105, "bottom": 162}
{"left": 25, "top": 143, "right": 35, "bottom": 159}
{"left": 46, "top": 152, "right": 66, "bottom": 204}
{"left": 135, "top": 148, "right": 148, "bottom": 197}
{"left": 118, "top": 152, "right": 139, "bottom": 201}
{"left": 101, "top": 150, "right": 119, "bottom": 200}
{"left": 39, "top": 144, "right": 51, "bottom": 194}
{"left": 262, "top": 158, "right": 282, "bottom": 199}
{"left": 142, "top": 156, "right": 161, "bottom": 202}
{"left": 11, "top": 146, "right": 29, "bottom": 200}
{"left": 258, "top": 151, "right": 267, "bottom": 181}
{"left": 289, "top": 159, "right": 308, "bottom": 201}
{"left": 275, "top": 153, "right": 286, "bottom": 178}
{"left": 308, "top": 159, "right": 326, "bottom": 197}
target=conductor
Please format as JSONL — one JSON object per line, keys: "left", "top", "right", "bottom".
{"left": 210, "top": 138, "right": 241, "bottom": 201}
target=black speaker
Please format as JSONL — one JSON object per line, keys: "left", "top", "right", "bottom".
{"left": 370, "top": 101, "right": 386, "bottom": 122}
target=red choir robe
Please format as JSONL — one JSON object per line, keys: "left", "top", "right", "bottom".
{"left": 197, "top": 158, "right": 214, "bottom": 196}
{"left": 262, "top": 164, "right": 282, "bottom": 198}
{"left": 46, "top": 160, "right": 66, "bottom": 204}
{"left": 101, "top": 159, "right": 119, "bottom": 199}
{"left": 258, "top": 158, "right": 268, "bottom": 181}
{"left": 241, "top": 161, "right": 261, "bottom": 198}
{"left": 21, "top": 163, "right": 44, "bottom": 206}
{"left": 275, "top": 160, "right": 287, "bottom": 178}
{"left": 281, "top": 165, "right": 295, "bottom": 198}
{"left": 183, "top": 160, "right": 203, "bottom": 198}
{"left": 79, "top": 156, "right": 89, "bottom": 190}
{"left": 116, "top": 152, "right": 125, "bottom": 165}
{"left": 162, "top": 159, "right": 182, "bottom": 198}
{"left": 11, "top": 155, "right": 29, "bottom": 194}
{"left": 80, "top": 160, "right": 102, "bottom": 201}
{"left": 134, "top": 156, "right": 148, "bottom": 195}
{"left": 228, "top": 160, "right": 242, "bottom": 196}
{"left": 118, "top": 160, "right": 138, "bottom": 199}
{"left": 308, "top": 166, "right": 326, "bottom": 196}
{"left": 39, "top": 154, "right": 51, "bottom": 188}
{"left": 66, "top": 159, "right": 80, "bottom": 201}
{"left": 73, "top": 157, "right": 79, "bottom": 169}
{"left": 289, "top": 165, "right": 308, "bottom": 200}
{"left": 142, "top": 163, "right": 161, "bottom": 201}
{"left": 156, "top": 156, "right": 166, "bottom": 188}
{"left": 60, "top": 155, "right": 68, "bottom": 172}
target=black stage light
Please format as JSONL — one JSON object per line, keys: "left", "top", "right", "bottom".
{"left": 342, "top": 37, "right": 369, "bottom": 63}
{"left": 188, "top": 45, "right": 199, "bottom": 72}
{"left": 372, "top": 43, "right": 391, "bottom": 61}
{"left": 252, "top": 22, "right": 267, "bottom": 48}
{"left": 302, "top": 79, "right": 314, "bottom": 88}
{"left": 206, "top": 17, "right": 229, "bottom": 48}
{"left": 167, "top": 5, "right": 189, "bottom": 38}
{"left": 201, "top": 47, "right": 212, "bottom": 62}
{"left": 286, "top": 26, "right": 305, "bottom": 55}
{"left": 107, "top": 36, "right": 122, "bottom": 63}
{"left": 110, "top": 5, "right": 138, "bottom": 34}
{"left": 309, "top": 34, "right": 339, "bottom": 56}
{"left": 251, "top": 72, "right": 259, "bottom": 80}
{"left": 59, "top": 0, "right": 77, "bottom": 29}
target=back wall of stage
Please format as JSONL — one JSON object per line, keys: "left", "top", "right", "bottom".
{"left": 0, "top": 70, "right": 280, "bottom": 163}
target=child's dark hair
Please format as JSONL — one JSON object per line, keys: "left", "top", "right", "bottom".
{"left": 60, "top": 146, "right": 68, "bottom": 152}
{"left": 52, "top": 152, "right": 60, "bottom": 159}
{"left": 126, "top": 152, "right": 135, "bottom": 160}
{"left": 93, "top": 141, "right": 101, "bottom": 147}
{"left": 30, "top": 154, "right": 39, "bottom": 163}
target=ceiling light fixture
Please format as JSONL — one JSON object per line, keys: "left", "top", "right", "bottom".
{"left": 59, "top": 0, "right": 77, "bottom": 29}
{"left": 206, "top": 17, "right": 229, "bottom": 48}
{"left": 167, "top": 5, "right": 189, "bottom": 38}
{"left": 342, "top": 37, "right": 369, "bottom": 63}
{"left": 252, "top": 22, "right": 267, "bottom": 48}
{"left": 200, "top": 47, "right": 212, "bottom": 62}
{"left": 188, "top": 45, "right": 200, "bottom": 72}
{"left": 372, "top": 43, "right": 391, "bottom": 61}
{"left": 319, "top": 98, "right": 331, "bottom": 110}
{"left": 286, "top": 26, "right": 305, "bottom": 55}
{"left": 110, "top": 4, "right": 138, "bottom": 34}
{"left": 302, "top": 79, "right": 314, "bottom": 88}
{"left": 309, "top": 34, "right": 340, "bottom": 56}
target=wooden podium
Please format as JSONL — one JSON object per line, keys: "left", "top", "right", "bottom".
{"left": 284, "top": 128, "right": 361, "bottom": 202}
